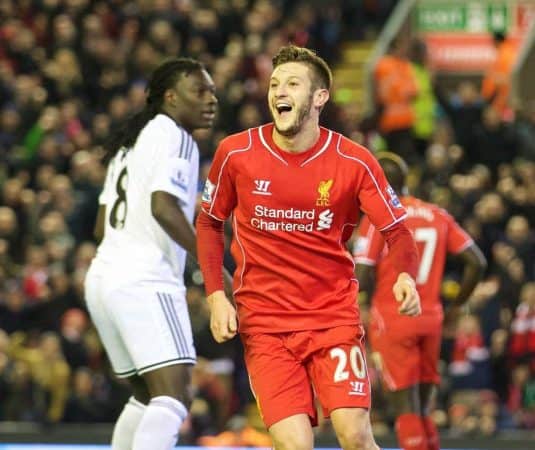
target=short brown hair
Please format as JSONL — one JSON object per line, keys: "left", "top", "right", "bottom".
{"left": 272, "top": 45, "right": 332, "bottom": 91}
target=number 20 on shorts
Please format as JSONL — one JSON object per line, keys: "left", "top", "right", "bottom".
{"left": 330, "top": 346, "right": 366, "bottom": 382}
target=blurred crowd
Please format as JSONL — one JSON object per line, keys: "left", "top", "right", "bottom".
{"left": 0, "top": 0, "right": 534, "bottom": 445}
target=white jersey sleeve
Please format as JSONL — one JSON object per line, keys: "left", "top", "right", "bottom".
{"left": 150, "top": 129, "right": 196, "bottom": 208}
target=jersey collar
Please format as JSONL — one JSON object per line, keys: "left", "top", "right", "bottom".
{"left": 258, "top": 123, "right": 332, "bottom": 166}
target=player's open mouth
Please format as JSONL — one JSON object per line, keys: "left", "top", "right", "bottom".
{"left": 202, "top": 111, "right": 216, "bottom": 120}
{"left": 275, "top": 102, "right": 292, "bottom": 118}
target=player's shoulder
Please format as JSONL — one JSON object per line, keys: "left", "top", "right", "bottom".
{"left": 334, "top": 133, "right": 378, "bottom": 165}
{"left": 405, "top": 195, "right": 433, "bottom": 211}
{"left": 139, "top": 114, "right": 184, "bottom": 149}
{"left": 216, "top": 128, "right": 254, "bottom": 155}
{"left": 146, "top": 114, "right": 195, "bottom": 155}
{"left": 435, "top": 204, "right": 455, "bottom": 221}
{"left": 145, "top": 114, "right": 182, "bottom": 137}
{"left": 409, "top": 196, "right": 454, "bottom": 223}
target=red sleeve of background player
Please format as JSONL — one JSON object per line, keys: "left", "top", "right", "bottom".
{"left": 353, "top": 215, "right": 385, "bottom": 266}
{"left": 444, "top": 210, "right": 474, "bottom": 254}
{"left": 356, "top": 150, "right": 407, "bottom": 231}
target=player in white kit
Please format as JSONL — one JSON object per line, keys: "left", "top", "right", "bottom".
{"left": 84, "top": 58, "right": 217, "bottom": 450}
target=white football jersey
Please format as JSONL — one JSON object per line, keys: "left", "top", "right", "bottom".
{"left": 91, "top": 114, "right": 199, "bottom": 288}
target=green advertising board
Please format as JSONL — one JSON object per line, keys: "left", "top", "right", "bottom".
{"left": 416, "top": 1, "right": 510, "bottom": 33}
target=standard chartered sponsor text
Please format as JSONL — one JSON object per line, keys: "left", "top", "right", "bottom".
{"left": 252, "top": 205, "right": 315, "bottom": 232}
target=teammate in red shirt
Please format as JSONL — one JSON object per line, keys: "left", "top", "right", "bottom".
{"left": 355, "top": 152, "right": 487, "bottom": 450}
{"left": 197, "top": 45, "right": 421, "bottom": 450}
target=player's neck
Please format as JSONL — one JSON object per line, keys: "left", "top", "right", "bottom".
{"left": 160, "top": 107, "right": 193, "bottom": 134}
{"left": 272, "top": 121, "right": 320, "bottom": 154}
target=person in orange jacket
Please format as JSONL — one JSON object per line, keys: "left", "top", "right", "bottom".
{"left": 374, "top": 36, "right": 419, "bottom": 163}
{"left": 481, "top": 31, "right": 517, "bottom": 120}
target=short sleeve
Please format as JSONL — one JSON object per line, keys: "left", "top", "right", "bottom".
{"left": 445, "top": 211, "right": 473, "bottom": 254}
{"left": 357, "top": 154, "right": 406, "bottom": 231}
{"left": 150, "top": 129, "right": 194, "bottom": 206}
{"left": 353, "top": 215, "right": 385, "bottom": 266}
{"left": 98, "top": 159, "right": 116, "bottom": 206}
{"left": 200, "top": 141, "right": 237, "bottom": 221}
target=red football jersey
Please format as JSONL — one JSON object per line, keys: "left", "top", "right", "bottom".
{"left": 201, "top": 123, "right": 407, "bottom": 334}
{"left": 354, "top": 196, "right": 473, "bottom": 318}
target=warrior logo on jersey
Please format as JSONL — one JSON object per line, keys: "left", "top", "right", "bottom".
{"left": 252, "top": 179, "right": 271, "bottom": 196}
{"left": 202, "top": 179, "right": 216, "bottom": 203}
{"left": 316, "top": 179, "right": 333, "bottom": 206}
{"left": 349, "top": 381, "right": 366, "bottom": 396}
{"left": 386, "top": 185, "right": 402, "bottom": 209}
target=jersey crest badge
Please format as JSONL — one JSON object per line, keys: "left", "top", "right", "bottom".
{"left": 202, "top": 179, "right": 216, "bottom": 203}
{"left": 316, "top": 179, "right": 333, "bottom": 206}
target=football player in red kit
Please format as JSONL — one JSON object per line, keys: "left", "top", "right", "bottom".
{"left": 197, "top": 45, "right": 421, "bottom": 450}
{"left": 355, "top": 152, "right": 487, "bottom": 450}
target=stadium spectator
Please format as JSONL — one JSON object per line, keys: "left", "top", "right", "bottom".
{"left": 509, "top": 282, "right": 535, "bottom": 368}
{"left": 409, "top": 38, "right": 437, "bottom": 156}
{"left": 481, "top": 31, "right": 516, "bottom": 120}
{"left": 472, "top": 106, "right": 518, "bottom": 178}
{"left": 507, "top": 364, "right": 535, "bottom": 429}
{"left": 516, "top": 101, "right": 535, "bottom": 161}
{"left": 9, "top": 331, "right": 70, "bottom": 423}
{"left": 434, "top": 81, "right": 486, "bottom": 167}
{"left": 449, "top": 314, "right": 492, "bottom": 391}
{"left": 374, "top": 36, "right": 418, "bottom": 163}
{"left": 63, "top": 366, "right": 110, "bottom": 423}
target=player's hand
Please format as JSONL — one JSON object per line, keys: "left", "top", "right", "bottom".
{"left": 207, "top": 290, "right": 238, "bottom": 343}
{"left": 393, "top": 272, "right": 421, "bottom": 316}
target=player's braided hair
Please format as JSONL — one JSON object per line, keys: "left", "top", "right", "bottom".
{"left": 272, "top": 45, "right": 332, "bottom": 91}
{"left": 102, "top": 57, "right": 204, "bottom": 164}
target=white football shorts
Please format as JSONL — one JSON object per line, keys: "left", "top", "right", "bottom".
{"left": 84, "top": 268, "right": 196, "bottom": 378}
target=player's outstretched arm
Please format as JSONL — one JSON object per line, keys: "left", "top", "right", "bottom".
{"left": 151, "top": 190, "right": 197, "bottom": 258}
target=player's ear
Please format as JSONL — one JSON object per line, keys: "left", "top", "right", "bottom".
{"left": 164, "top": 88, "right": 177, "bottom": 107}
{"left": 313, "top": 88, "right": 329, "bottom": 109}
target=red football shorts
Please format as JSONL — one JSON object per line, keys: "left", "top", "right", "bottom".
{"left": 368, "top": 310, "right": 442, "bottom": 391}
{"left": 241, "top": 325, "right": 371, "bottom": 428}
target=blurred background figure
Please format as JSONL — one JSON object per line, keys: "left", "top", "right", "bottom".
{"left": 373, "top": 36, "right": 419, "bottom": 163}
{"left": 481, "top": 32, "right": 516, "bottom": 121}
{"left": 409, "top": 38, "right": 437, "bottom": 157}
